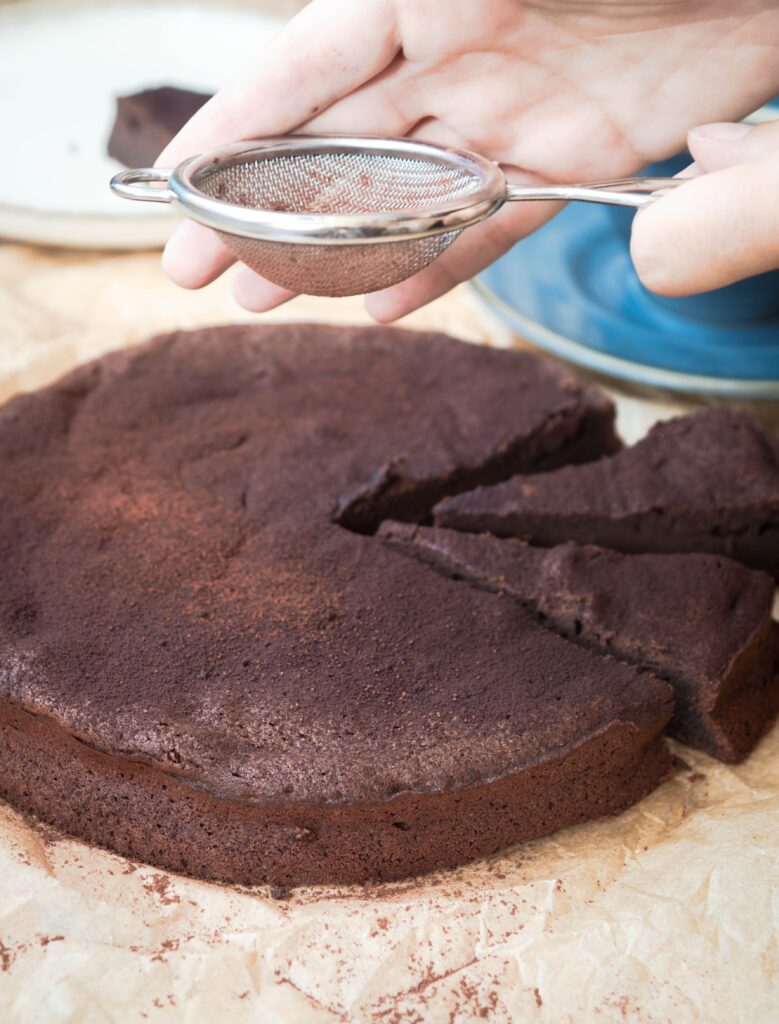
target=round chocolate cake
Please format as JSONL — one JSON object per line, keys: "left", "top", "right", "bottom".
{"left": 0, "top": 324, "right": 675, "bottom": 886}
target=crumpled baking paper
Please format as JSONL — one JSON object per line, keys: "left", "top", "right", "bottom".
{"left": 0, "top": 241, "right": 777, "bottom": 1024}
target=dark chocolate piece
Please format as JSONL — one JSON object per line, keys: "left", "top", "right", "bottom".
{"left": 435, "top": 409, "right": 779, "bottom": 574}
{"left": 380, "top": 524, "right": 779, "bottom": 762}
{"left": 108, "top": 86, "right": 212, "bottom": 167}
{"left": 0, "top": 325, "right": 670, "bottom": 886}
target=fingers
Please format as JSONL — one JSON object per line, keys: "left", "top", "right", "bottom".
{"left": 365, "top": 190, "right": 561, "bottom": 321}
{"left": 231, "top": 266, "right": 296, "bottom": 312}
{"left": 406, "top": 118, "right": 470, "bottom": 150}
{"left": 158, "top": 0, "right": 401, "bottom": 168}
{"left": 161, "top": 221, "right": 235, "bottom": 289}
{"left": 302, "top": 55, "right": 420, "bottom": 137}
{"left": 687, "top": 119, "right": 779, "bottom": 173}
{"left": 162, "top": 229, "right": 298, "bottom": 307}
{"left": 630, "top": 121, "right": 779, "bottom": 296}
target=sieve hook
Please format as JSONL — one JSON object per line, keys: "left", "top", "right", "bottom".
{"left": 110, "top": 168, "right": 175, "bottom": 204}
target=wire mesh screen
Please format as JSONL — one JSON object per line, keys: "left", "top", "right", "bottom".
{"left": 196, "top": 152, "right": 479, "bottom": 214}
{"left": 216, "top": 230, "right": 458, "bottom": 296}
{"left": 194, "top": 152, "right": 478, "bottom": 294}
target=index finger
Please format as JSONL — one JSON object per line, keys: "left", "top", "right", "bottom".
{"left": 158, "top": 0, "right": 401, "bottom": 168}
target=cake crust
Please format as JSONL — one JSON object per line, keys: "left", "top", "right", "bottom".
{"left": 0, "top": 678, "right": 671, "bottom": 887}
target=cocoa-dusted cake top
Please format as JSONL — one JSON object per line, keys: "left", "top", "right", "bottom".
{"left": 0, "top": 324, "right": 653, "bottom": 805}
{"left": 434, "top": 408, "right": 779, "bottom": 571}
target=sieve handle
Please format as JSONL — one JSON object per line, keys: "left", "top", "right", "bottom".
{"left": 110, "top": 168, "right": 175, "bottom": 204}
{"left": 505, "top": 176, "right": 687, "bottom": 209}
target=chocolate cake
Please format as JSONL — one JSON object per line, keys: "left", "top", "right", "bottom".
{"left": 435, "top": 409, "right": 779, "bottom": 575}
{"left": 0, "top": 325, "right": 674, "bottom": 887}
{"left": 379, "top": 524, "right": 779, "bottom": 762}
{"left": 108, "top": 86, "right": 212, "bottom": 167}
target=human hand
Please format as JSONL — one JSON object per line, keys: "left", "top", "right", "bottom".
{"left": 631, "top": 119, "right": 779, "bottom": 295}
{"left": 158, "top": 0, "right": 779, "bottom": 320}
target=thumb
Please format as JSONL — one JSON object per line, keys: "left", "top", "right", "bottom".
{"left": 630, "top": 119, "right": 779, "bottom": 296}
{"left": 687, "top": 118, "right": 779, "bottom": 172}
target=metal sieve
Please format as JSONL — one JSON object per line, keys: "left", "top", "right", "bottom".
{"left": 111, "top": 135, "right": 684, "bottom": 297}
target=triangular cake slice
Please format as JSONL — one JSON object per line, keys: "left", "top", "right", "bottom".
{"left": 434, "top": 409, "right": 779, "bottom": 575}
{"left": 379, "top": 522, "right": 779, "bottom": 762}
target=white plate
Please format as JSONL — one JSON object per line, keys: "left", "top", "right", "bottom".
{"left": 0, "top": 0, "right": 283, "bottom": 248}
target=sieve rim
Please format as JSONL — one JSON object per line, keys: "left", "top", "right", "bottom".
{"left": 167, "top": 135, "right": 506, "bottom": 245}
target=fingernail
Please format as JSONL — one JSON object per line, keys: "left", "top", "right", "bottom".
{"left": 689, "top": 122, "right": 752, "bottom": 143}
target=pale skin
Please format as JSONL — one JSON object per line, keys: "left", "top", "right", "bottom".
{"left": 632, "top": 118, "right": 779, "bottom": 295}
{"left": 158, "top": 0, "right": 779, "bottom": 319}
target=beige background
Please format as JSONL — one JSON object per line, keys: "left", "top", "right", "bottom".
{"left": 0, "top": 238, "right": 778, "bottom": 1024}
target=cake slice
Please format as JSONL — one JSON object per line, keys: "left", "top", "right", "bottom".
{"left": 434, "top": 409, "right": 779, "bottom": 575}
{"left": 108, "top": 86, "right": 213, "bottom": 167}
{"left": 379, "top": 523, "right": 779, "bottom": 762}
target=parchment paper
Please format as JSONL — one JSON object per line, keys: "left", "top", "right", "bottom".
{"left": 0, "top": 240, "right": 777, "bottom": 1023}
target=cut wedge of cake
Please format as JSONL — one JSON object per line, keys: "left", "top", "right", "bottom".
{"left": 380, "top": 523, "right": 779, "bottom": 762}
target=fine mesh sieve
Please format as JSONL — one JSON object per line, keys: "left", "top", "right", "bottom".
{"left": 111, "top": 135, "right": 685, "bottom": 297}
{"left": 197, "top": 151, "right": 470, "bottom": 294}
